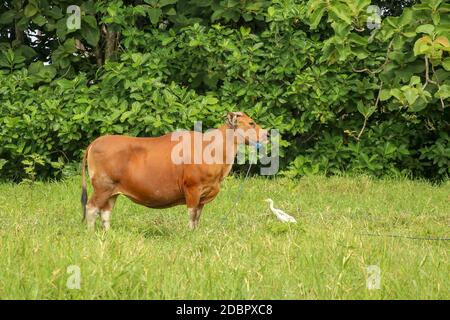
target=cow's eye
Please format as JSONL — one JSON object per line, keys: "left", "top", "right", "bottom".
{"left": 249, "top": 122, "right": 255, "bottom": 127}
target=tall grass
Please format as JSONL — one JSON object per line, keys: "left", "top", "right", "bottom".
{"left": 0, "top": 175, "right": 448, "bottom": 299}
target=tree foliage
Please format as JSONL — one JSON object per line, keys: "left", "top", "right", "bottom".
{"left": 0, "top": 0, "right": 449, "bottom": 181}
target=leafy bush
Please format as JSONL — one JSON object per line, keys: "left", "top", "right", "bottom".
{"left": 0, "top": 0, "right": 449, "bottom": 181}
{"left": 0, "top": 67, "right": 230, "bottom": 180}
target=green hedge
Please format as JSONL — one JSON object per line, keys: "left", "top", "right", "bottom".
{"left": 0, "top": 0, "right": 449, "bottom": 181}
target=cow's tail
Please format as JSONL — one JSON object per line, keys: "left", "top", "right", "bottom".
{"left": 81, "top": 146, "right": 89, "bottom": 222}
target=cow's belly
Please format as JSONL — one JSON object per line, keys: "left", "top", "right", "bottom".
{"left": 125, "top": 193, "right": 186, "bottom": 209}
{"left": 116, "top": 175, "right": 185, "bottom": 209}
{"left": 113, "top": 151, "right": 186, "bottom": 208}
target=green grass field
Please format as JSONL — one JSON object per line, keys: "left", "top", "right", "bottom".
{"left": 0, "top": 175, "right": 448, "bottom": 299}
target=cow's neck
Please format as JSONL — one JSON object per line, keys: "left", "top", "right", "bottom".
{"left": 217, "top": 124, "right": 239, "bottom": 179}
{"left": 217, "top": 124, "right": 239, "bottom": 163}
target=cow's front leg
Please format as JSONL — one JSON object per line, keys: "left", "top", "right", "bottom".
{"left": 194, "top": 204, "right": 204, "bottom": 229}
{"left": 185, "top": 186, "right": 201, "bottom": 230}
{"left": 187, "top": 208, "right": 197, "bottom": 230}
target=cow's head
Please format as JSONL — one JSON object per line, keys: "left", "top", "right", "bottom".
{"left": 225, "top": 112, "right": 269, "bottom": 146}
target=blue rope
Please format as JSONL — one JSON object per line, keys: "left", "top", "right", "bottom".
{"left": 221, "top": 163, "right": 253, "bottom": 224}
{"left": 360, "top": 233, "right": 450, "bottom": 241}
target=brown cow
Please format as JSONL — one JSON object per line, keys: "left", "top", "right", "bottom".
{"left": 81, "top": 112, "right": 269, "bottom": 230}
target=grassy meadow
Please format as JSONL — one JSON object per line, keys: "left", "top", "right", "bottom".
{"left": 0, "top": 175, "right": 448, "bottom": 299}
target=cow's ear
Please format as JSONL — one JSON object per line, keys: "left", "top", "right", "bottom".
{"left": 226, "top": 112, "right": 242, "bottom": 128}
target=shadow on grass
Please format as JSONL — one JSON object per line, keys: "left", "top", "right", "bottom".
{"left": 138, "top": 224, "right": 177, "bottom": 238}
{"left": 114, "top": 215, "right": 181, "bottom": 239}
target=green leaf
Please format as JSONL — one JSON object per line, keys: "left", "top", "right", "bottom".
{"left": 159, "top": 0, "right": 178, "bottom": 6}
{"left": 409, "top": 100, "right": 428, "bottom": 112}
{"left": 56, "top": 18, "right": 69, "bottom": 40}
{"left": 47, "top": 6, "right": 63, "bottom": 19}
{"left": 390, "top": 88, "right": 404, "bottom": 103}
{"left": 165, "top": 8, "right": 176, "bottom": 15}
{"left": 148, "top": 8, "right": 162, "bottom": 25}
{"left": 402, "top": 86, "right": 419, "bottom": 105}
{"left": 0, "top": 10, "right": 17, "bottom": 24}
{"left": 309, "top": 4, "right": 326, "bottom": 29}
{"left": 32, "top": 14, "right": 47, "bottom": 26}
{"left": 410, "top": 76, "right": 421, "bottom": 86}
{"left": 205, "top": 96, "right": 218, "bottom": 105}
{"left": 211, "top": 9, "right": 224, "bottom": 22}
{"left": 120, "top": 111, "right": 133, "bottom": 122}
{"left": 82, "top": 15, "right": 98, "bottom": 29}
{"left": 16, "top": 45, "right": 37, "bottom": 59}
{"left": 413, "top": 36, "right": 432, "bottom": 56}
{"left": 24, "top": 4, "right": 38, "bottom": 17}
{"left": 398, "top": 8, "right": 413, "bottom": 27}
{"left": 384, "top": 142, "right": 397, "bottom": 156}
{"left": 402, "top": 31, "right": 417, "bottom": 38}
{"left": 380, "top": 89, "right": 392, "bottom": 101}
{"left": 72, "top": 113, "right": 85, "bottom": 121}
{"left": 240, "top": 26, "right": 251, "bottom": 37}
{"left": 81, "top": 25, "right": 100, "bottom": 46}
{"left": 330, "top": 3, "right": 352, "bottom": 25}
{"left": 416, "top": 24, "right": 435, "bottom": 36}
{"left": 0, "top": 159, "right": 7, "bottom": 171}
{"left": 352, "top": 47, "right": 369, "bottom": 59}
{"left": 435, "top": 84, "right": 450, "bottom": 99}
{"left": 131, "top": 53, "right": 142, "bottom": 64}
{"left": 16, "top": 16, "right": 29, "bottom": 31}
{"left": 161, "top": 36, "right": 174, "bottom": 45}
{"left": 442, "top": 58, "right": 450, "bottom": 71}
{"left": 432, "top": 12, "right": 440, "bottom": 25}
{"left": 385, "top": 16, "right": 399, "bottom": 29}
{"left": 357, "top": 101, "right": 375, "bottom": 118}
{"left": 348, "top": 33, "right": 368, "bottom": 46}
{"left": 253, "top": 43, "right": 264, "bottom": 50}
{"left": 412, "top": 3, "right": 432, "bottom": 11}
{"left": 63, "top": 38, "right": 76, "bottom": 53}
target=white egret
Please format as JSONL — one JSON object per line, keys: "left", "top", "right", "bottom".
{"left": 264, "top": 198, "right": 297, "bottom": 223}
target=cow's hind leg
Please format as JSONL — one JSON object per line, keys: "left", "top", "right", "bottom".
{"left": 86, "top": 177, "right": 115, "bottom": 230}
{"left": 85, "top": 204, "right": 99, "bottom": 230}
{"left": 100, "top": 195, "right": 117, "bottom": 231}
